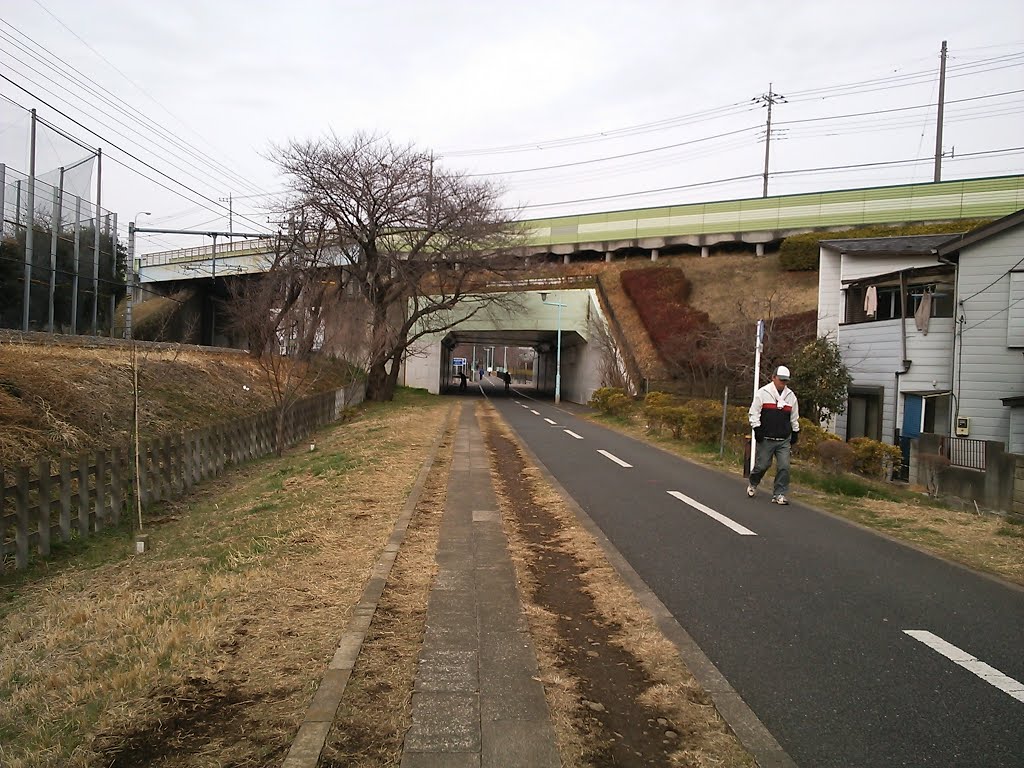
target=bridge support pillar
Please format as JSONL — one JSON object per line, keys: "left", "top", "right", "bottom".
{"left": 756, "top": 243, "right": 765, "bottom": 257}
{"left": 563, "top": 254, "right": 571, "bottom": 265}
{"left": 701, "top": 246, "right": 709, "bottom": 258}
{"left": 605, "top": 251, "right": 613, "bottom": 263}
{"left": 650, "top": 248, "right": 659, "bottom": 261}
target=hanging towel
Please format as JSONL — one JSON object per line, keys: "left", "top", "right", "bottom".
{"left": 914, "top": 291, "right": 932, "bottom": 334}
{"left": 864, "top": 285, "right": 878, "bottom": 317}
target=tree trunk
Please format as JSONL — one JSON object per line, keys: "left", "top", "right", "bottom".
{"left": 366, "top": 360, "right": 391, "bottom": 401}
{"left": 275, "top": 406, "right": 287, "bottom": 456}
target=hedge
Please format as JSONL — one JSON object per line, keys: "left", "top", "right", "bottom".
{"left": 778, "top": 220, "right": 992, "bottom": 272}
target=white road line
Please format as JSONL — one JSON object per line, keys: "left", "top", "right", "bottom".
{"left": 564, "top": 430, "right": 584, "bottom": 440}
{"left": 597, "top": 450, "right": 632, "bottom": 468}
{"left": 904, "top": 630, "right": 1024, "bottom": 703}
{"left": 667, "top": 491, "right": 758, "bottom": 536}
{"left": 530, "top": 409, "right": 540, "bottom": 415}
{"left": 544, "top": 418, "right": 557, "bottom": 425}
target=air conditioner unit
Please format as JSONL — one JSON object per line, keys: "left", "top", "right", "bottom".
{"left": 955, "top": 417, "right": 970, "bottom": 437}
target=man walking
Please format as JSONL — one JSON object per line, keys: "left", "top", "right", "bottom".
{"left": 747, "top": 365, "right": 800, "bottom": 505}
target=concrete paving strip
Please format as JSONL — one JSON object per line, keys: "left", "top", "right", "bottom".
{"left": 280, "top": 405, "right": 454, "bottom": 768}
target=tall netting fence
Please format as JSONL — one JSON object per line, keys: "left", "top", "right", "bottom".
{"left": 1, "top": 106, "right": 123, "bottom": 335}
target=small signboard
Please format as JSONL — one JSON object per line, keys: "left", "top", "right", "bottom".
{"left": 453, "top": 357, "right": 467, "bottom": 367}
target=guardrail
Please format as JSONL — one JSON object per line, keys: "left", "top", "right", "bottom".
{"left": 944, "top": 436, "right": 987, "bottom": 471}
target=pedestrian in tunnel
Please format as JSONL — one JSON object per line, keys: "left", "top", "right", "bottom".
{"left": 501, "top": 370, "right": 511, "bottom": 392}
{"left": 458, "top": 370, "right": 467, "bottom": 391}
{"left": 747, "top": 365, "right": 800, "bottom": 505}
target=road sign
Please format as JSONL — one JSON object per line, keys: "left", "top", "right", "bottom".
{"left": 453, "top": 357, "right": 467, "bottom": 367}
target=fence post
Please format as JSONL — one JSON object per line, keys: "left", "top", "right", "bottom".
{"left": 15, "top": 465, "right": 31, "bottom": 570}
{"left": 77, "top": 455, "right": 90, "bottom": 537}
{"left": 94, "top": 450, "right": 107, "bottom": 532}
{"left": 59, "top": 457, "right": 72, "bottom": 542}
{"left": 37, "top": 457, "right": 52, "bottom": 557}
{"left": 110, "top": 447, "right": 123, "bottom": 527}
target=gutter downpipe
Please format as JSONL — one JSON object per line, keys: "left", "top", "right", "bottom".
{"left": 895, "top": 269, "right": 912, "bottom": 444}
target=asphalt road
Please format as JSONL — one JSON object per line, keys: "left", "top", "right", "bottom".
{"left": 474, "top": 382, "right": 1024, "bottom": 768}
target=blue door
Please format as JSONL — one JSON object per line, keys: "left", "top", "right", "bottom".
{"left": 900, "top": 394, "right": 923, "bottom": 481}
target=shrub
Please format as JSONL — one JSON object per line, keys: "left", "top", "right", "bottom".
{"left": 849, "top": 437, "right": 902, "bottom": 479}
{"left": 590, "top": 387, "right": 633, "bottom": 417}
{"left": 791, "top": 418, "right": 840, "bottom": 461}
{"left": 778, "top": 219, "right": 991, "bottom": 272}
{"left": 818, "top": 440, "right": 854, "bottom": 474}
{"left": 643, "top": 391, "right": 680, "bottom": 433}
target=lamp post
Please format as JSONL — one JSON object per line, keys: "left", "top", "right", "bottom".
{"left": 125, "top": 211, "right": 151, "bottom": 340}
{"left": 540, "top": 291, "right": 565, "bottom": 404}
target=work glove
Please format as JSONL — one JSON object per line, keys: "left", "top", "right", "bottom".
{"left": 754, "top": 426, "right": 764, "bottom": 442}
{"left": 790, "top": 431, "right": 799, "bottom": 446}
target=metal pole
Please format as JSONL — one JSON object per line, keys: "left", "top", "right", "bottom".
{"left": 107, "top": 212, "right": 116, "bottom": 334}
{"left": 92, "top": 148, "right": 102, "bottom": 335}
{"left": 762, "top": 85, "right": 773, "bottom": 198}
{"left": 555, "top": 298, "right": 562, "bottom": 405}
{"left": 934, "top": 40, "right": 948, "bottom": 183}
{"left": 0, "top": 165, "right": 5, "bottom": 240}
{"left": 720, "top": 386, "right": 729, "bottom": 457}
{"left": 209, "top": 233, "right": 217, "bottom": 345}
{"left": 23, "top": 109, "right": 37, "bottom": 332}
{"left": 126, "top": 221, "right": 136, "bottom": 339}
{"left": 48, "top": 172, "right": 61, "bottom": 332}
{"left": 751, "top": 319, "right": 763, "bottom": 473}
{"left": 72, "top": 196, "right": 80, "bottom": 334}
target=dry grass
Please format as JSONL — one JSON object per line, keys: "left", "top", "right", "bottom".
{"left": 596, "top": 253, "right": 818, "bottom": 381}
{"left": 485, "top": 404, "right": 754, "bottom": 768}
{"left": 0, "top": 392, "right": 450, "bottom": 768}
{"left": 320, "top": 404, "right": 458, "bottom": 767}
{"left": 0, "top": 340, "right": 357, "bottom": 466}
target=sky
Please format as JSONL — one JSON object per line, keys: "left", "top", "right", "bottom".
{"left": 1, "top": 0, "right": 1023, "bottom": 255}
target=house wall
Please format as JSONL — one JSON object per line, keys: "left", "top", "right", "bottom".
{"left": 817, "top": 247, "right": 843, "bottom": 338}
{"left": 840, "top": 254, "right": 942, "bottom": 282}
{"left": 952, "top": 226, "right": 1024, "bottom": 446}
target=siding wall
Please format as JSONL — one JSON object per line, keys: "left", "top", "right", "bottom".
{"left": 838, "top": 318, "right": 954, "bottom": 443}
{"left": 817, "top": 247, "right": 843, "bottom": 338}
{"left": 953, "top": 226, "right": 1024, "bottom": 447}
{"left": 840, "top": 254, "right": 943, "bottom": 282}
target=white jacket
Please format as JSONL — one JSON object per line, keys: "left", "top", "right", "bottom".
{"left": 749, "top": 382, "right": 800, "bottom": 439}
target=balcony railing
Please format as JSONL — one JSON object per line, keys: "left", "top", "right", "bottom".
{"left": 943, "top": 436, "right": 987, "bottom": 471}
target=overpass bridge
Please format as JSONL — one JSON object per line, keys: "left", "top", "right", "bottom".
{"left": 132, "top": 175, "right": 1024, "bottom": 401}
{"left": 138, "top": 174, "right": 1024, "bottom": 282}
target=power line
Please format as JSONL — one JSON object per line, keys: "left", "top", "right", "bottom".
{"left": 0, "top": 78, "right": 273, "bottom": 235}
{"left": 0, "top": 22, "right": 269, "bottom": 199}
{"left": 27, "top": 0, "right": 265, "bottom": 197}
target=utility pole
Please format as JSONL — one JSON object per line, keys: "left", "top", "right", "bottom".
{"left": 934, "top": 40, "right": 948, "bottom": 183}
{"left": 218, "top": 194, "right": 233, "bottom": 241}
{"left": 754, "top": 84, "right": 785, "bottom": 198}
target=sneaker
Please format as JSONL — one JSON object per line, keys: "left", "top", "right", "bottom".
{"left": 746, "top": 484, "right": 757, "bottom": 498}
{"left": 771, "top": 495, "right": 790, "bottom": 505}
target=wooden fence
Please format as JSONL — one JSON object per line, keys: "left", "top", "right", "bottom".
{"left": 1, "top": 385, "right": 364, "bottom": 572}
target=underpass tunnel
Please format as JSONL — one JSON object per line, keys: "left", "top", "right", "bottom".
{"left": 438, "top": 327, "right": 587, "bottom": 401}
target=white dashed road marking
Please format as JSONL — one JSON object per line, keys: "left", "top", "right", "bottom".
{"left": 564, "top": 430, "right": 583, "bottom": 440}
{"left": 904, "top": 630, "right": 1024, "bottom": 703}
{"left": 544, "top": 418, "right": 557, "bottom": 425}
{"left": 530, "top": 409, "right": 540, "bottom": 415}
{"left": 597, "top": 450, "right": 632, "bottom": 468}
{"left": 667, "top": 491, "right": 758, "bottom": 536}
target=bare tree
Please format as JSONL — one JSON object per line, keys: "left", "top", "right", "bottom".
{"left": 226, "top": 213, "right": 365, "bottom": 454}
{"left": 271, "top": 132, "right": 523, "bottom": 401}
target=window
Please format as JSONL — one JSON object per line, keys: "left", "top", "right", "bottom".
{"left": 847, "top": 387, "right": 883, "bottom": 440}
{"left": 907, "top": 284, "right": 954, "bottom": 319}
{"left": 844, "top": 280, "right": 954, "bottom": 323}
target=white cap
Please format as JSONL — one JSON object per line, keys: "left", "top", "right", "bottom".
{"left": 775, "top": 365, "right": 791, "bottom": 380}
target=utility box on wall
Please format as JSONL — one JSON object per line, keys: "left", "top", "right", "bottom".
{"left": 955, "top": 417, "right": 971, "bottom": 437}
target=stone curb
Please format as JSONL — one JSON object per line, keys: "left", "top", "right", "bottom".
{"left": 499, "top": 409, "right": 800, "bottom": 768}
{"left": 281, "top": 404, "right": 455, "bottom": 768}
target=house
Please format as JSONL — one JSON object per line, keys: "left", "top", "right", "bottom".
{"left": 816, "top": 208, "right": 1024, "bottom": 490}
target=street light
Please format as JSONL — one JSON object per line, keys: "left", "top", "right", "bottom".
{"left": 125, "top": 212, "right": 151, "bottom": 340}
{"left": 539, "top": 291, "right": 566, "bottom": 404}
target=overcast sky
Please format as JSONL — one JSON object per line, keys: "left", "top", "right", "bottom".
{"left": 2, "top": 0, "right": 1023, "bottom": 254}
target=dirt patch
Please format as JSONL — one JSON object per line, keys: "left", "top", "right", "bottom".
{"left": 481, "top": 405, "right": 753, "bottom": 767}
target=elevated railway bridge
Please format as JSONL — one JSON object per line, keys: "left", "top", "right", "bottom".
{"left": 136, "top": 175, "right": 1024, "bottom": 402}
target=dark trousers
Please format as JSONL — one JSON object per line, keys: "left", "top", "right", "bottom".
{"left": 750, "top": 438, "right": 791, "bottom": 496}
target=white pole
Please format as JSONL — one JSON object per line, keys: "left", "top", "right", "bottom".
{"left": 555, "top": 298, "right": 562, "bottom": 405}
{"left": 751, "top": 319, "right": 764, "bottom": 473}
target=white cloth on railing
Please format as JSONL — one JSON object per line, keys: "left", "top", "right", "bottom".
{"left": 864, "top": 285, "right": 878, "bottom": 317}
{"left": 914, "top": 291, "right": 932, "bottom": 334}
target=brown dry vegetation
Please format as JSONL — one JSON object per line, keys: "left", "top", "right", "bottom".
{"left": 0, "top": 339, "right": 357, "bottom": 466}
{"left": 0, "top": 391, "right": 450, "bottom": 768}
{"left": 482, "top": 404, "right": 755, "bottom": 767}
{"left": 596, "top": 252, "right": 818, "bottom": 381}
